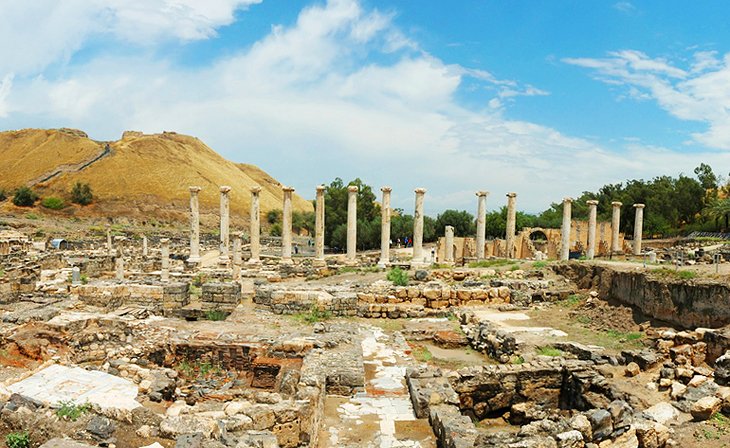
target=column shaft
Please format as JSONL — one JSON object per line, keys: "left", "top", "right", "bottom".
{"left": 282, "top": 187, "right": 294, "bottom": 263}
{"left": 633, "top": 204, "right": 645, "bottom": 255}
{"left": 445, "top": 226, "right": 455, "bottom": 263}
{"left": 560, "top": 198, "right": 572, "bottom": 261}
{"left": 219, "top": 186, "right": 231, "bottom": 263}
{"left": 346, "top": 186, "right": 358, "bottom": 262}
{"left": 413, "top": 188, "right": 426, "bottom": 263}
{"left": 249, "top": 187, "right": 262, "bottom": 263}
{"left": 379, "top": 187, "right": 392, "bottom": 266}
{"left": 505, "top": 193, "right": 517, "bottom": 258}
{"left": 161, "top": 238, "right": 170, "bottom": 282}
{"left": 611, "top": 202, "right": 622, "bottom": 254}
{"left": 188, "top": 186, "right": 201, "bottom": 263}
{"left": 476, "top": 191, "right": 488, "bottom": 260}
{"left": 586, "top": 200, "right": 598, "bottom": 260}
{"left": 315, "top": 185, "right": 326, "bottom": 262}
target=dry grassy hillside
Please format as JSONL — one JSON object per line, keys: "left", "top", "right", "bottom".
{"left": 0, "top": 129, "right": 313, "bottom": 222}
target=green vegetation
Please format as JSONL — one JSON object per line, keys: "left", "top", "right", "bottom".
{"left": 12, "top": 187, "right": 38, "bottom": 207}
{"left": 191, "top": 273, "right": 208, "bottom": 287}
{"left": 176, "top": 359, "right": 226, "bottom": 379}
{"left": 653, "top": 268, "right": 698, "bottom": 281}
{"left": 511, "top": 355, "right": 525, "bottom": 365}
{"left": 468, "top": 259, "right": 514, "bottom": 268}
{"left": 41, "top": 196, "right": 65, "bottom": 210}
{"left": 292, "top": 305, "right": 332, "bottom": 324}
{"left": 80, "top": 274, "right": 88, "bottom": 285}
{"left": 5, "top": 432, "right": 30, "bottom": 448}
{"left": 606, "top": 330, "right": 642, "bottom": 341}
{"left": 0, "top": 189, "right": 7, "bottom": 202}
{"left": 411, "top": 345, "right": 433, "bottom": 363}
{"left": 558, "top": 294, "right": 583, "bottom": 308}
{"left": 24, "top": 213, "right": 39, "bottom": 220}
{"left": 387, "top": 267, "right": 409, "bottom": 286}
{"left": 56, "top": 400, "right": 92, "bottom": 421}
{"left": 532, "top": 261, "right": 548, "bottom": 269}
{"left": 536, "top": 346, "right": 562, "bottom": 357}
{"left": 204, "top": 309, "right": 228, "bottom": 321}
{"left": 435, "top": 209, "right": 476, "bottom": 237}
{"left": 70, "top": 181, "right": 93, "bottom": 205}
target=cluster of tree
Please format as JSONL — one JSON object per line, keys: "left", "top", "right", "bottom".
{"left": 266, "top": 164, "right": 730, "bottom": 249}
{"left": 0, "top": 182, "right": 94, "bottom": 208}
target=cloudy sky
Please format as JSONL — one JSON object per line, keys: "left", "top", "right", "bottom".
{"left": 1, "top": 0, "right": 729, "bottom": 214}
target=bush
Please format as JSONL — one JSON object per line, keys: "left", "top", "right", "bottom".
{"left": 56, "top": 400, "right": 91, "bottom": 421}
{"left": 5, "top": 432, "right": 30, "bottom": 448}
{"left": 12, "top": 187, "right": 38, "bottom": 207}
{"left": 387, "top": 267, "right": 409, "bottom": 286}
{"left": 70, "top": 182, "right": 93, "bottom": 205}
{"left": 205, "top": 310, "right": 228, "bottom": 321}
{"left": 0, "top": 189, "right": 6, "bottom": 201}
{"left": 41, "top": 196, "right": 65, "bottom": 210}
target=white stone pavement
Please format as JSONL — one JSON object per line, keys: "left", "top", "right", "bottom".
{"left": 325, "top": 327, "right": 435, "bottom": 448}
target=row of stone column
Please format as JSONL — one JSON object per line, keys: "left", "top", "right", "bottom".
{"left": 559, "top": 198, "right": 645, "bottom": 260}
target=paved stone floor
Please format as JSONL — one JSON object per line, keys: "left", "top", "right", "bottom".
{"left": 320, "top": 326, "right": 436, "bottom": 448}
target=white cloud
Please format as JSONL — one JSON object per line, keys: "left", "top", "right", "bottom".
{"left": 613, "top": 2, "right": 636, "bottom": 13}
{"left": 0, "top": 0, "right": 260, "bottom": 75}
{"left": 565, "top": 50, "right": 730, "bottom": 150}
{"left": 1, "top": 0, "right": 728, "bottom": 213}
{"left": 0, "top": 74, "right": 12, "bottom": 117}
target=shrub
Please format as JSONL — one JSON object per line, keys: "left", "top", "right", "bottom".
{"left": 205, "top": 310, "right": 228, "bottom": 321}
{"left": 12, "top": 187, "right": 38, "bottom": 207}
{"left": 70, "top": 182, "right": 93, "bottom": 205}
{"left": 56, "top": 400, "right": 91, "bottom": 421}
{"left": 41, "top": 196, "right": 65, "bottom": 210}
{"left": 5, "top": 432, "right": 30, "bottom": 448}
{"left": 0, "top": 189, "right": 7, "bottom": 201}
{"left": 387, "top": 267, "right": 409, "bottom": 286}
{"left": 536, "top": 346, "right": 562, "bottom": 357}
{"left": 293, "top": 305, "right": 332, "bottom": 324}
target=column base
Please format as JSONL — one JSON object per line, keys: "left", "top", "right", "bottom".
{"left": 345, "top": 259, "right": 359, "bottom": 267}
{"left": 246, "top": 258, "right": 262, "bottom": 267}
{"left": 377, "top": 259, "right": 390, "bottom": 269}
{"left": 187, "top": 256, "right": 201, "bottom": 264}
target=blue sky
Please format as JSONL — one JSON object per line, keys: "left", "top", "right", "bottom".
{"left": 1, "top": 0, "right": 729, "bottom": 214}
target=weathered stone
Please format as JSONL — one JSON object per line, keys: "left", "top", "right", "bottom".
{"left": 624, "top": 363, "right": 640, "bottom": 377}
{"left": 86, "top": 415, "right": 115, "bottom": 440}
{"left": 556, "top": 430, "right": 585, "bottom": 448}
{"left": 586, "top": 409, "right": 613, "bottom": 442}
{"left": 690, "top": 396, "right": 722, "bottom": 421}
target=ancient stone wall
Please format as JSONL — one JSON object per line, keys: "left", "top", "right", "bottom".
{"left": 72, "top": 282, "right": 189, "bottom": 316}
{"left": 200, "top": 282, "right": 241, "bottom": 313}
{"left": 554, "top": 262, "right": 730, "bottom": 328}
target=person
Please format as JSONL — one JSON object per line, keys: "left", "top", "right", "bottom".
{"left": 294, "top": 244, "right": 299, "bottom": 254}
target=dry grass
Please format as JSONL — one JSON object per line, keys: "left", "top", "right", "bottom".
{"left": 0, "top": 129, "right": 313, "bottom": 220}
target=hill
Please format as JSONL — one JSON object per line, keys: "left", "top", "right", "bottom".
{"left": 0, "top": 129, "right": 313, "bottom": 224}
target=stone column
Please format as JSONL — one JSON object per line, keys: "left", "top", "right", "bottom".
{"left": 560, "top": 198, "right": 572, "bottom": 261}
{"left": 633, "top": 204, "right": 645, "bottom": 255}
{"left": 114, "top": 236, "right": 125, "bottom": 281}
{"left": 611, "top": 201, "right": 622, "bottom": 254}
{"left": 413, "top": 188, "right": 427, "bottom": 263}
{"left": 475, "top": 191, "right": 488, "bottom": 260}
{"left": 232, "top": 233, "right": 242, "bottom": 280}
{"left": 219, "top": 186, "right": 231, "bottom": 264}
{"left": 281, "top": 186, "right": 294, "bottom": 264}
{"left": 160, "top": 238, "right": 170, "bottom": 282}
{"left": 505, "top": 193, "right": 517, "bottom": 258}
{"left": 346, "top": 185, "right": 358, "bottom": 263}
{"left": 249, "top": 186, "right": 262, "bottom": 264}
{"left": 586, "top": 200, "right": 599, "bottom": 260}
{"left": 71, "top": 267, "right": 81, "bottom": 285}
{"left": 188, "top": 186, "right": 201, "bottom": 263}
{"left": 106, "top": 225, "right": 112, "bottom": 255}
{"left": 314, "top": 185, "right": 326, "bottom": 264}
{"left": 142, "top": 235, "right": 148, "bottom": 258}
{"left": 445, "top": 226, "right": 455, "bottom": 264}
{"left": 378, "top": 187, "right": 392, "bottom": 267}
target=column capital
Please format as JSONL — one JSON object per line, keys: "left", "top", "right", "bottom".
{"left": 506, "top": 192, "right": 517, "bottom": 198}
{"left": 415, "top": 187, "right": 427, "bottom": 194}
{"left": 633, "top": 203, "right": 645, "bottom": 209}
{"left": 189, "top": 186, "right": 202, "bottom": 193}
{"left": 476, "top": 191, "right": 489, "bottom": 197}
{"left": 562, "top": 197, "right": 573, "bottom": 203}
{"left": 250, "top": 186, "right": 262, "bottom": 194}
{"left": 220, "top": 185, "right": 231, "bottom": 193}
{"left": 586, "top": 200, "right": 599, "bottom": 206}
{"left": 160, "top": 238, "right": 170, "bottom": 244}
{"left": 611, "top": 201, "right": 623, "bottom": 207}
{"left": 316, "top": 185, "right": 326, "bottom": 192}
{"left": 347, "top": 185, "right": 359, "bottom": 193}
{"left": 381, "top": 186, "right": 392, "bottom": 193}
{"left": 282, "top": 186, "right": 295, "bottom": 193}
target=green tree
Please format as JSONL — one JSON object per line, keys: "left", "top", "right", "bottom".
{"left": 435, "top": 209, "right": 476, "bottom": 237}
{"left": 12, "top": 187, "right": 38, "bottom": 207}
{"left": 70, "top": 182, "right": 93, "bottom": 205}
{"left": 323, "top": 178, "right": 380, "bottom": 250}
